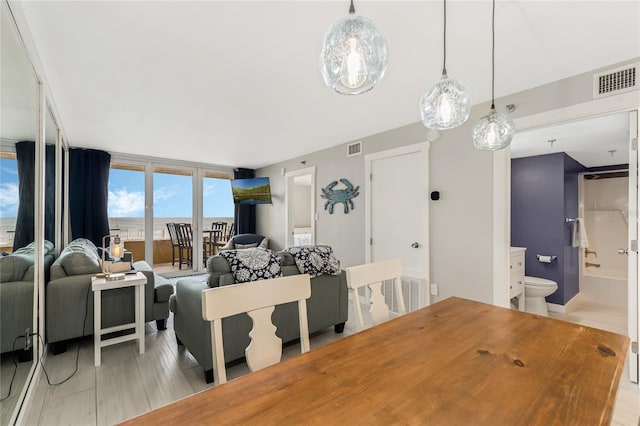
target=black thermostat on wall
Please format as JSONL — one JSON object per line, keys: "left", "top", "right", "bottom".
{"left": 430, "top": 191, "right": 440, "bottom": 201}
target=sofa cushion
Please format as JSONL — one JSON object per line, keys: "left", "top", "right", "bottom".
{"left": 0, "top": 240, "right": 55, "bottom": 282}
{"left": 283, "top": 245, "right": 341, "bottom": 278}
{"left": 0, "top": 253, "right": 34, "bottom": 282}
{"left": 219, "top": 248, "right": 282, "bottom": 283}
{"left": 57, "top": 238, "right": 102, "bottom": 276}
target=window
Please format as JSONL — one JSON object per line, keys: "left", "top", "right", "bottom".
{"left": 108, "top": 164, "right": 145, "bottom": 240}
{"left": 203, "top": 172, "right": 234, "bottom": 228}
{"left": 107, "top": 161, "right": 234, "bottom": 274}
{"left": 0, "top": 152, "right": 18, "bottom": 251}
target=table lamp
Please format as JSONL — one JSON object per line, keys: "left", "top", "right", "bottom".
{"left": 101, "top": 234, "right": 130, "bottom": 273}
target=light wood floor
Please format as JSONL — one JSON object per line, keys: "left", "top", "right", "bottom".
{"left": 20, "top": 297, "right": 640, "bottom": 425}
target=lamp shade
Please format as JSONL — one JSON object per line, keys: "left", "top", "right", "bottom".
{"left": 420, "top": 75, "right": 471, "bottom": 130}
{"left": 472, "top": 109, "right": 515, "bottom": 151}
{"left": 320, "top": 14, "right": 388, "bottom": 95}
{"left": 109, "top": 235, "right": 124, "bottom": 261}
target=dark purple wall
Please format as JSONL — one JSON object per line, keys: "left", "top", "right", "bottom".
{"left": 511, "top": 153, "right": 586, "bottom": 305}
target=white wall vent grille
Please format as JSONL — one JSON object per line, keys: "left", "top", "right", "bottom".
{"left": 593, "top": 63, "right": 638, "bottom": 99}
{"left": 347, "top": 141, "right": 362, "bottom": 157}
{"left": 383, "top": 276, "right": 428, "bottom": 313}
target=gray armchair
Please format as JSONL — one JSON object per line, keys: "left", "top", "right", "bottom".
{"left": 220, "top": 233, "right": 268, "bottom": 250}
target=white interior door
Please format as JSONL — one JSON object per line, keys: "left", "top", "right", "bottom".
{"left": 628, "top": 110, "right": 638, "bottom": 383}
{"left": 366, "top": 143, "right": 429, "bottom": 306}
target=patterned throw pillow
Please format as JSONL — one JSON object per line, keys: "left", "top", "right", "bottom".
{"left": 220, "top": 247, "right": 282, "bottom": 283}
{"left": 283, "top": 245, "right": 341, "bottom": 278}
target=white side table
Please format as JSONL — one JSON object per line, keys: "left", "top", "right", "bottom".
{"left": 91, "top": 272, "right": 147, "bottom": 366}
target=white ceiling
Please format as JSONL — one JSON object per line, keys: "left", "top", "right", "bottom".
{"left": 511, "top": 112, "right": 631, "bottom": 167}
{"left": 10, "top": 1, "right": 640, "bottom": 169}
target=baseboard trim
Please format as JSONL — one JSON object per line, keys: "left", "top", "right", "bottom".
{"left": 547, "top": 293, "right": 581, "bottom": 314}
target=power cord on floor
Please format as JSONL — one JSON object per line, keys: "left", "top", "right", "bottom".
{"left": 0, "top": 280, "right": 90, "bottom": 399}
{"left": 0, "top": 335, "right": 25, "bottom": 401}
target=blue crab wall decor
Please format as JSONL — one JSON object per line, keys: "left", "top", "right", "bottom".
{"left": 321, "top": 178, "right": 360, "bottom": 214}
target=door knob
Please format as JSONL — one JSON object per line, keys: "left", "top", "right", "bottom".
{"left": 618, "top": 248, "right": 629, "bottom": 255}
{"left": 411, "top": 242, "right": 420, "bottom": 248}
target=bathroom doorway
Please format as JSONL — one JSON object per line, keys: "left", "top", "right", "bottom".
{"left": 509, "top": 109, "right": 638, "bottom": 383}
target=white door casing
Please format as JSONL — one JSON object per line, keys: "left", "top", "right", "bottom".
{"left": 628, "top": 110, "right": 638, "bottom": 383}
{"left": 496, "top": 91, "right": 640, "bottom": 384}
{"left": 365, "top": 142, "right": 430, "bottom": 307}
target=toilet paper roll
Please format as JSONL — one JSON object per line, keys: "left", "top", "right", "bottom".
{"left": 538, "top": 255, "right": 553, "bottom": 263}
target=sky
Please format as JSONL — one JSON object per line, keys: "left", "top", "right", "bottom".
{"left": 0, "top": 162, "right": 235, "bottom": 219}
{"left": 108, "top": 168, "right": 234, "bottom": 218}
{"left": 0, "top": 158, "right": 19, "bottom": 218}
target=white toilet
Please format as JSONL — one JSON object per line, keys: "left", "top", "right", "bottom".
{"left": 524, "top": 276, "right": 558, "bottom": 317}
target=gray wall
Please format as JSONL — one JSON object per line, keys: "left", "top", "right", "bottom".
{"left": 256, "top": 57, "right": 639, "bottom": 306}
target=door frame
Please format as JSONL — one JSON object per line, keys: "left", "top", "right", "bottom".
{"left": 284, "top": 166, "right": 316, "bottom": 247}
{"left": 364, "top": 141, "right": 430, "bottom": 277}
{"left": 494, "top": 90, "right": 640, "bottom": 383}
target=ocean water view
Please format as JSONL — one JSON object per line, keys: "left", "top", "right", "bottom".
{"left": 0, "top": 216, "right": 233, "bottom": 247}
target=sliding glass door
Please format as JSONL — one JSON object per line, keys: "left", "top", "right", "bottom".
{"left": 107, "top": 163, "right": 145, "bottom": 263}
{"left": 108, "top": 160, "right": 232, "bottom": 276}
{"left": 153, "top": 167, "right": 194, "bottom": 273}
{"left": 202, "top": 172, "right": 234, "bottom": 259}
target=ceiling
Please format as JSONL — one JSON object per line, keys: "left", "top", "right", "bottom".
{"left": 511, "top": 112, "right": 631, "bottom": 167}
{"left": 9, "top": 1, "right": 640, "bottom": 169}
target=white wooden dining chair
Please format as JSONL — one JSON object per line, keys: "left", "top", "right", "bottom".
{"left": 202, "top": 274, "right": 312, "bottom": 385}
{"left": 346, "top": 259, "right": 406, "bottom": 328}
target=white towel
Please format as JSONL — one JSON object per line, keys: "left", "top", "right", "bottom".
{"left": 571, "top": 218, "right": 589, "bottom": 248}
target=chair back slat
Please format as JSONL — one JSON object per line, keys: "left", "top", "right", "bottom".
{"left": 226, "top": 223, "right": 235, "bottom": 241}
{"left": 202, "top": 274, "right": 311, "bottom": 385}
{"left": 166, "top": 222, "right": 179, "bottom": 245}
{"left": 176, "top": 223, "right": 193, "bottom": 247}
{"left": 346, "top": 259, "right": 405, "bottom": 328}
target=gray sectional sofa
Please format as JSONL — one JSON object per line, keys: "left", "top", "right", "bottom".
{"left": 170, "top": 247, "right": 348, "bottom": 383}
{"left": 46, "top": 238, "right": 174, "bottom": 353}
{"left": 0, "top": 241, "right": 55, "bottom": 354}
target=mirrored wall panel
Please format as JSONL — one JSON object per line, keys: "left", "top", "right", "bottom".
{"left": 0, "top": 1, "right": 40, "bottom": 424}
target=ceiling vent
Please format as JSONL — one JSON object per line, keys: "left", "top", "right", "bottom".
{"left": 347, "top": 141, "right": 362, "bottom": 157}
{"left": 593, "top": 63, "right": 638, "bottom": 99}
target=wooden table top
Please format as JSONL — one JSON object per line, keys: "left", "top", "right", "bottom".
{"left": 122, "top": 297, "right": 629, "bottom": 426}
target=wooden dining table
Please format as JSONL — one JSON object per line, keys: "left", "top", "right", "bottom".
{"left": 121, "top": 297, "right": 629, "bottom": 426}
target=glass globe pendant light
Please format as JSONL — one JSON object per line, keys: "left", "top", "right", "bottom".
{"left": 420, "top": 0, "right": 471, "bottom": 130}
{"left": 320, "top": 0, "right": 388, "bottom": 95}
{"left": 472, "top": 0, "right": 515, "bottom": 151}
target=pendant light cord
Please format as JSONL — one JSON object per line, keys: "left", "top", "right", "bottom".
{"left": 349, "top": 0, "right": 355, "bottom": 14}
{"left": 490, "top": 0, "right": 496, "bottom": 110}
{"left": 442, "top": 0, "right": 447, "bottom": 75}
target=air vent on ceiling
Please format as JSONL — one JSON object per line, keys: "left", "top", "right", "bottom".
{"left": 593, "top": 63, "right": 638, "bottom": 99}
{"left": 347, "top": 141, "right": 362, "bottom": 157}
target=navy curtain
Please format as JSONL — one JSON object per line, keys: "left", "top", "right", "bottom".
{"left": 12, "top": 141, "right": 55, "bottom": 250}
{"left": 234, "top": 168, "right": 256, "bottom": 234}
{"left": 69, "top": 148, "right": 111, "bottom": 247}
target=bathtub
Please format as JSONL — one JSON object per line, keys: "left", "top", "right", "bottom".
{"left": 581, "top": 268, "right": 627, "bottom": 307}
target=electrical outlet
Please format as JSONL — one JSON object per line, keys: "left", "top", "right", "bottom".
{"left": 430, "top": 283, "right": 439, "bottom": 296}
